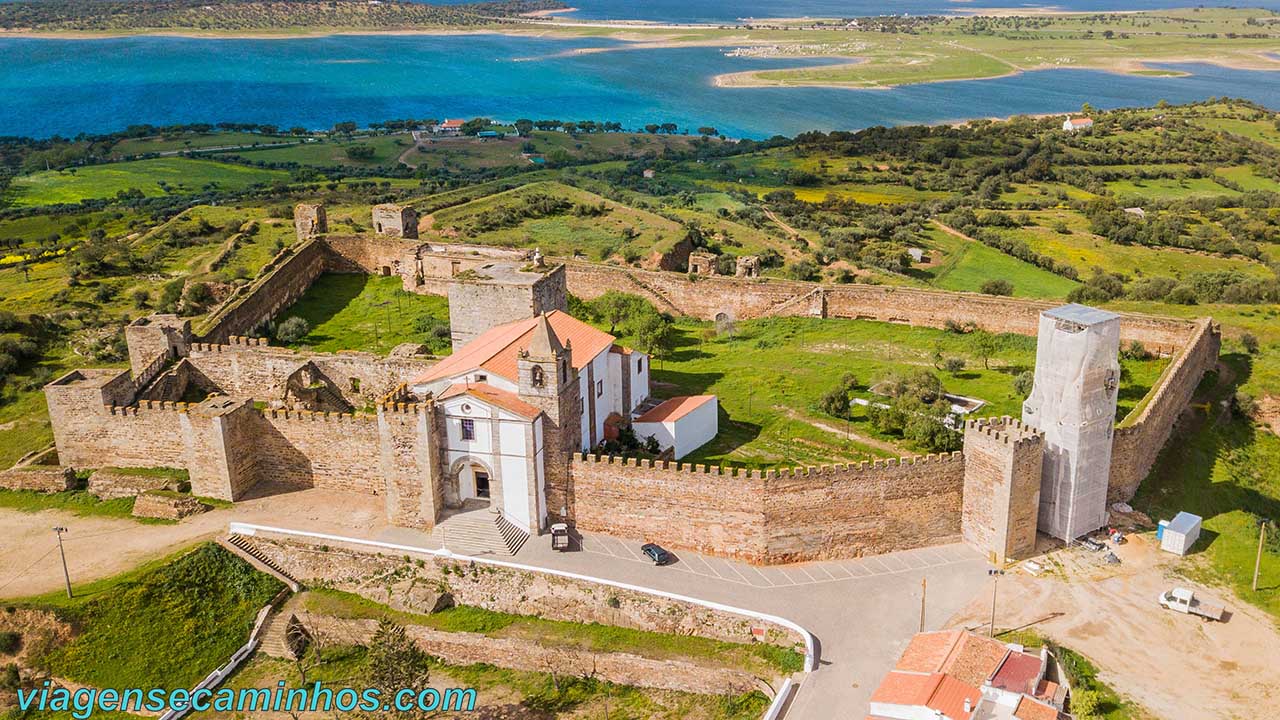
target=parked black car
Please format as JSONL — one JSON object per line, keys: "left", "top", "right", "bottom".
{"left": 640, "top": 543, "right": 672, "bottom": 566}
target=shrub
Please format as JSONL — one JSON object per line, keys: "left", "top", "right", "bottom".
{"left": 943, "top": 357, "right": 967, "bottom": 374}
{"left": 0, "top": 631, "right": 19, "bottom": 654}
{"left": 980, "top": 279, "right": 1014, "bottom": 296}
{"left": 1013, "top": 370, "right": 1034, "bottom": 397}
{"left": 274, "top": 316, "right": 310, "bottom": 343}
{"left": 1166, "top": 284, "right": 1198, "bottom": 305}
{"left": 1241, "top": 332, "right": 1259, "bottom": 354}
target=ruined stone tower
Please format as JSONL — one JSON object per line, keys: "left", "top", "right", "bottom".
{"left": 294, "top": 203, "right": 327, "bottom": 241}
{"left": 372, "top": 203, "right": 419, "bottom": 239}
{"left": 517, "top": 314, "right": 582, "bottom": 527}
{"left": 1022, "top": 304, "right": 1121, "bottom": 541}
{"left": 961, "top": 417, "right": 1044, "bottom": 564}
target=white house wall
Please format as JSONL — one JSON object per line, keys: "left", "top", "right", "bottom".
{"left": 673, "top": 399, "right": 718, "bottom": 459}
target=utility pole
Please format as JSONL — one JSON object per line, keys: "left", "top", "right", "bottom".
{"left": 919, "top": 577, "right": 927, "bottom": 633}
{"left": 1255, "top": 520, "right": 1268, "bottom": 592}
{"left": 52, "top": 526, "right": 71, "bottom": 599}
{"left": 988, "top": 569, "right": 1005, "bottom": 637}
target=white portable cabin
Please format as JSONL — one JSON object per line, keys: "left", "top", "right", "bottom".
{"left": 1159, "top": 512, "right": 1202, "bottom": 556}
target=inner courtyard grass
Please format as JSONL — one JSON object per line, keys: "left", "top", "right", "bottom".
{"left": 276, "top": 273, "right": 450, "bottom": 355}
{"left": 613, "top": 316, "right": 1166, "bottom": 468}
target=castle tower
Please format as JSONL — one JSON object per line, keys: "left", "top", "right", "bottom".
{"left": 962, "top": 417, "right": 1044, "bottom": 564}
{"left": 294, "top": 203, "right": 327, "bottom": 241}
{"left": 1022, "top": 304, "right": 1121, "bottom": 541}
{"left": 517, "top": 314, "right": 582, "bottom": 525}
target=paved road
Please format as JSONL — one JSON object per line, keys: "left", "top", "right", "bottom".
{"left": 2, "top": 488, "right": 991, "bottom": 719}
{"left": 380, "top": 523, "right": 991, "bottom": 719}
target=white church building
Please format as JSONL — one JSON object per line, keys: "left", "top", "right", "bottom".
{"left": 411, "top": 311, "right": 658, "bottom": 531}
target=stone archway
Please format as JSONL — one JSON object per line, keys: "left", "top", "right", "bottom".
{"left": 445, "top": 456, "right": 497, "bottom": 511}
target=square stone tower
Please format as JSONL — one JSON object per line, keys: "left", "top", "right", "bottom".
{"left": 294, "top": 203, "right": 327, "bottom": 241}
{"left": 517, "top": 315, "right": 582, "bottom": 528}
{"left": 447, "top": 263, "right": 568, "bottom": 350}
{"left": 1022, "top": 304, "right": 1121, "bottom": 541}
{"left": 962, "top": 417, "right": 1044, "bottom": 564}
{"left": 372, "top": 203, "right": 420, "bottom": 239}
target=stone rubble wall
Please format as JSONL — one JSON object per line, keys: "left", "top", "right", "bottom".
{"left": 0, "top": 466, "right": 75, "bottom": 493}
{"left": 87, "top": 468, "right": 184, "bottom": 500}
{"left": 251, "top": 537, "right": 802, "bottom": 650}
{"left": 185, "top": 338, "right": 436, "bottom": 408}
{"left": 300, "top": 614, "right": 759, "bottom": 695}
{"left": 131, "top": 492, "right": 208, "bottom": 520}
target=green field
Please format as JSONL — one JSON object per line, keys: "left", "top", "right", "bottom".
{"left": 1002, "top": 211, "right": 1273, "bottom": 280}
{"left": 5, "top": 158, "right": 289, "bottom": 207}
{"left": 111, "top": 131, "right": 299, "bottom": 157}
{"left": 213, "top": 133, "right": 411, "bottom": 167}
{"left": 1104, "top": 176, "right": 1240, "bottom": 201}
{"left": 22, "top": 543, "right": 283, "bottom": 688}
{"left": 276, "top": 273, "right": 450, "bottom": 355}
{"left": 918, "top": 227, "right": 1080, "bottom": 298}
{"left": 430, "top": 180, "right": 687, "bottom": 262}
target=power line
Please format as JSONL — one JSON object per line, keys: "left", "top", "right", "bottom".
{"left": 0, "top": 544, "right": 58, "bottom": 595}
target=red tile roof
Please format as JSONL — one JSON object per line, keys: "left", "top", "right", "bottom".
{"left": 413, "top": 311, "right": 616, "bottom": 386}
{"left": 1014, "top": 695, "right": 1062, "bottom": 720}
{"left": 634, "top": 395, "right": 715, "bottom": 424}
{"left": 441, "top": 118, "right": 465, "bottom": 128}
{"left": 990, "top": 647, "right": 1043, "bottom": 695}
{"left": 438, "top": 382, "right": 541, "bottom": 419}
{"left": 897, "top": 630, "right": 1011, "bottom": 688}
{"left": 869, "top": 671, "right": 943, "bottom": 707}
{"left": 869, "top": 671, "right": 978, "bottom": 720}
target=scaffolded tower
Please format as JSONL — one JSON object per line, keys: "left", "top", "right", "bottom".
{"left": 1022, "top": 304, "right": 1121, "bottom": 541}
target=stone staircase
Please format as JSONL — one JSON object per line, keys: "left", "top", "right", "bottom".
{"left": 223, "top": 534, "right": 302, "bottom": 591}
{"left": 432, "top": 510, "right": 529, "bottom": 557}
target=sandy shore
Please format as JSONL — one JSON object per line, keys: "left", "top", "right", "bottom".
{"left": 711, "top": 51, "right": 1280, "bottom": 90}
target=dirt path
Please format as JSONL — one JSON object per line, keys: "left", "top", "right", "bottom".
{"left": 778, "top": 407, "right": 903, "bottom": 455}
{"left": 946, "top": 535, "right": 1280, "bottom": 720}
{"left": 763, "top": 207, "right": 801, "bottom": 238}
{"left": 0, "top": 488, "right": 388, "bottom": 600}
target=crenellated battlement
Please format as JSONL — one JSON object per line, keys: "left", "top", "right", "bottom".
{"left": 259, "top": 406, "right": 378, "bottom": 424}
{"left": 965, "top": 416, "right": 1044, "bottom": 447}
{"left": 573, "top": 449, "right": 966, "bottom": 481}
{"left": 107, "top": 400, "right": 191, "bottom": 415}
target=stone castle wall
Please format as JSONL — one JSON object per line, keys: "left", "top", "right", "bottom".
{"left": 763, "top": 453, "right": 966, "bottom": 562}
{"left": 185, "top": 338, "right": 435, "bottom": 408}
{"left": 1109, "top": 318, "right": 1220, "bottom": 501}
{"left": 960, "top": 418, "right": 1044, "bottom": 563}
{"left": 562, "top": 263, "right": 1198, "bottom": 352}
{"left": 199, "top": 239, "right": 330, "bottom": 343}
{"left": 566, "top": 452, "right": 965, "bottom": 563}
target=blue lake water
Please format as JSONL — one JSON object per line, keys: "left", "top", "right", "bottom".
{"left": 1, "top": 33, "right": 1278, "bottom": 138}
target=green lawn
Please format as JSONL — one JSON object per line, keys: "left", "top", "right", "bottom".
{"left": 275, "top": 273, "right": 450, "bottom": 355}
{"left": 25, "top": 543, "right": 283, "bottom": 689}
{"left": 5, "top": 158, "right": 289, "bottom": 207}
{"left": 620, "top": 316, "right": 1164, "bottom": 467}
